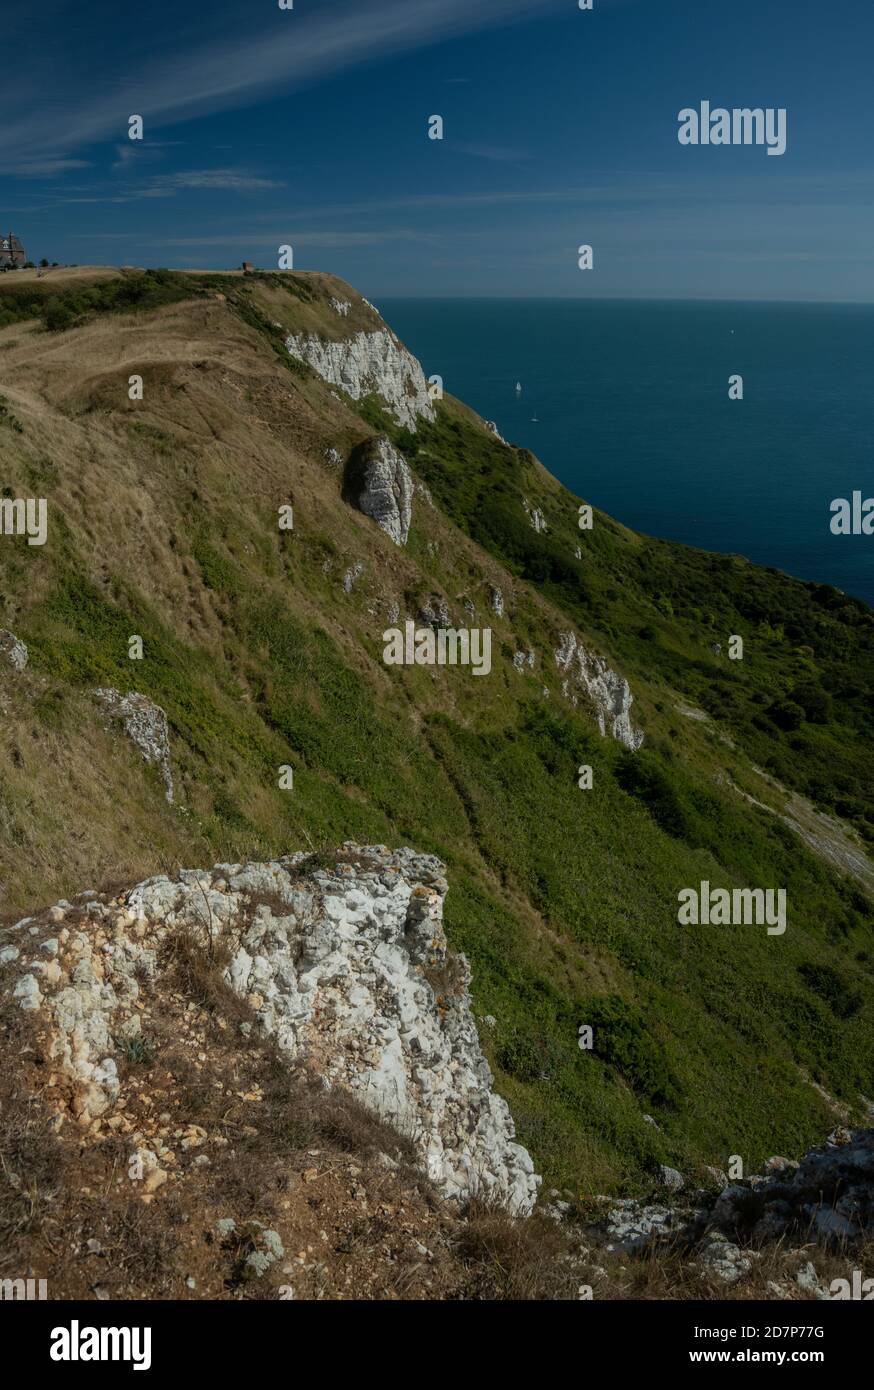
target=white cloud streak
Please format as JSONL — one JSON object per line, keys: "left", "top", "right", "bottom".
{"left": 1, "top": 0, "right": 559, "bottom": 166}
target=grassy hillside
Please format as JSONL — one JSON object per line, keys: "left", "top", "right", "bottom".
{"left": 1, "top": 268, "right": 872, "bottom": 1195}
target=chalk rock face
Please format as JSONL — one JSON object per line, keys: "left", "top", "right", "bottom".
{"left": 284, "top": 328, "right": 435, "bottom": 432}
{"left": 554, "top": 631, "right": 643, "bottom": 751}
{"left": 419, "top": 595, "right": 452, "bottom": 627}
{"left": 92, "top": 688, "right": 174, "bottom": 802}
{"left": 342, "top": 562, "right": 364, "bottom": 593}
{"left": 485, "top": 420, "right": 509, "bottom": 445}
{"left": 3, "top": 846, "right": 540, "bottom": 1215}
{"left": 348, "top": 435, "right": 414, "bottom": 546}
{"left": 0, "top": 629, "right": 28, "bottom": 671}
{"left": 512, "top": 649, "right": 536, "bottom": 673}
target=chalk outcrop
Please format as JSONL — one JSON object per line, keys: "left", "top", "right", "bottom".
{"left": 4, "top": 845, "right": 540, "bottom": 1216}
{"left": 92, "top": 688, "right": 174, "bottom": 802}
{"left": 346, "top": 435, "right": 414, "bottom": 546}
{"left": 523, "top": 498, "right": 548, "bottom": 534}
{"left": 554, "top": 632, "right": 643, "bottom": 751}
{"left": 0, "top": 629, "right": 28, "bottom": 671}
{"left": 284, "top": 327, "right": 436, "bottom": 432}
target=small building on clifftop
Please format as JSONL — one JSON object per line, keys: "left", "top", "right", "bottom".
{"left": 0, "top": 232, "right": 27, "bottom": 269}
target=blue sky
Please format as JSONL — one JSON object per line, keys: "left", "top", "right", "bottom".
{"left": 3, "top": 0, "right": 874, "bottom": 299}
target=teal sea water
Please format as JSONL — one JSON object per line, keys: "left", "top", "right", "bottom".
{"left": 378, "top": 299, "right": 874, "bottom": 609}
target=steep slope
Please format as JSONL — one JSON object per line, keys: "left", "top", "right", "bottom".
{"left": 2, "top": 846, "right": 870, "bottom": 1302}
{"left": 1, "top": 268, "right": 873, "bottom": 1198}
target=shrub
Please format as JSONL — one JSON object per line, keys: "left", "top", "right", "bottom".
{"left": 767, "top": 699, "right": 805, "bottom": 732}
{"left": 586, "top": 994, "right": 679, "bottom": 1106}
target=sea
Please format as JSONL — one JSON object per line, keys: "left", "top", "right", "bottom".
{"left": 377, "top": 299, "right": 874, "bottom": 609}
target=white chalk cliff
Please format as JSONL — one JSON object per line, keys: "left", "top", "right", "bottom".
{"left": 351, "top": 435, "right": 415, "bottom": 546}
{"left": 554, "top": 631, "right": 644, "bottom": 751}
{"left": 5, "top": 845, "right": 540, "bottom": 1216}
{"left": 284, "top": 327, "right": 436, "bottom": 432}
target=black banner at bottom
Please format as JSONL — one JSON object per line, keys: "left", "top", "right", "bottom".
{"left": 1, "top": 1295, "right": 867, "bottom": 1375}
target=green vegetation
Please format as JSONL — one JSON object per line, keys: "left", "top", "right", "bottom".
{"left": 0, "top": 270, "right": 195, "bottom": 331}
{"left": 377, "top": 399, "right": 874, "bottom": 845}
{"left": 1, "top": 269, "right": 872, "bottom": 1196}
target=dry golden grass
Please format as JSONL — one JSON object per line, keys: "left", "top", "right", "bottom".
{"left": 2, "top": 265, "right": 126, "bottom": 287}
{"left": 0, "top": 279, "right": 547, "bottom": 919}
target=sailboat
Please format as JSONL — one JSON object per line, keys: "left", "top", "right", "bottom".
{"left": 530, "top": 411, "right": 539, "bottom": 422}
{"left": 515, "top": 381, "right": 522, "bottom": 392}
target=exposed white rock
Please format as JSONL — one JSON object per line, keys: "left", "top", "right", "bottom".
{"left": 659, "top": 1164, "right": 685, "bottom": 1191}
{"left": 13, "top": 972, "right": 42, "bottom": 1011}
{"left": 329, "top": 298, "right": 351, "bottom": 317}
{"left": 489, "top": 586, "right": 505, "bottom": 618}
{"left": 284, "top": 328, "right": 435, "bottom": 432}
{"left": 342, "top": 562, "right": 364, "bottom": 594}
{"left": 92, "top": 688, "right": 174, "bottom": 802}
{"left": 795, "top": 1261, "right": 831, "bottom": 1299}
{"left": 554, "top": 631, "right": 643, "bottom": 751}
{"left": 349, "top": 435, "right": 414, "bottom": 546}
{"left": 602, "top": 1199, "right": 683, "bottom": 1254}
{"left": 522, "top": 498, "right": 548, "bottom": 534}
{"left": 485, "top": 421, "right": 509, "bottom": 445}
{"left": 0, "top": 629, "right": 28, "bottom": 671}
{"left": 512, "top": 649, "right": 536, "bottom": 673}
{"left": 324, "top": 446, "right": 342, "bottom": 467}
{"left": 4, "top": 845, "right": 540, "bottom": 1216}
{"left": 698, "top": 1233, "right": 753, "bottom": 1284}
{"left": 419, "top": 596, "right": 452, "bottom": 627}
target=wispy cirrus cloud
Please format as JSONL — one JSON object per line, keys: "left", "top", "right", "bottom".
{"left": 0, "top": 0, "right": 561, "bottom": 167}
{"left": 111, "top": 140, "right": 184, "bottom": 171}
{"left": 48, "top": 169, "right": 285, "bottom": 204}
{"left": 161, "top": 170, "right": 284, "bottom": 192}
{"left": 8, "top": 158, "right": 92, "bottom": 177}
